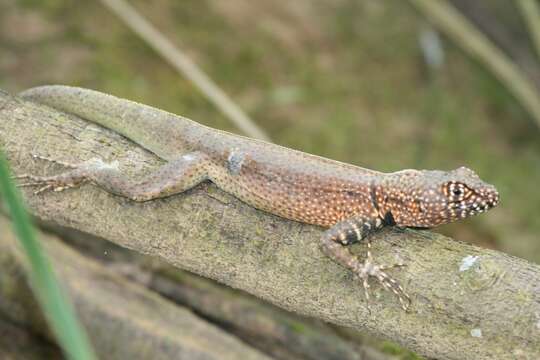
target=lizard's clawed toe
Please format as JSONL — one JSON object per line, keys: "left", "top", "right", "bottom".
{"left": 356, "top": 257, "right": 411, "bottom": 311}
{"left": 30, "top": 154, "right": 78, "bottom": 168}
{"left": 16, "top": 176, "right": 83, "bottom": 194}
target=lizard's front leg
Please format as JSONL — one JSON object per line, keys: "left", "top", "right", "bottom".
{"left": 15, "top": 152, "right": 215, "bottom": 201}
{"left": 321, "top": 217, "right": 410, "bottom": 311}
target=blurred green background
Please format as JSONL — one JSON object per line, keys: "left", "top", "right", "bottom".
{"left": 1, "top": 0, "right": 539, "bottom": 358}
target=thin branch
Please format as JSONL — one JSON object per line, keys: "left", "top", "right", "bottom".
{"left": 98, "top": 0, "right": 271, "bottom": 142}
{"left": 2, "top": 91, "right": 540, "bottom": 359}
{"left": 517, "top": 0, "right": 540, "bottom": 60}
{"left": 409, "top": 0, "right": 540, "bottom": 130}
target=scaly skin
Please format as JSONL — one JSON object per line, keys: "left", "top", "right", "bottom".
{"left": 17, "top": 85, "right": 500, "bottom": 310}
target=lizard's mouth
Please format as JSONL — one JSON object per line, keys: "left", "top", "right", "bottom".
{"left": 451, "top": 187, "right": 499, "bottom": 217}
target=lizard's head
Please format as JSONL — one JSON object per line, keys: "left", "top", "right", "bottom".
{"left": 378, "top": 167, "right": 499, "bottom": 228}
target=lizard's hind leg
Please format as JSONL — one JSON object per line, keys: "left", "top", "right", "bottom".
{"left": 16, "top": 152, "right": 214, "bottom": 201}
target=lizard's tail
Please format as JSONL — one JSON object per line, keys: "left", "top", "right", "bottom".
{"left": 20, "top": 85, "right": 193, "bottom": 160}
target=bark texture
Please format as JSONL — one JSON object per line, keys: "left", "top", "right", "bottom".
{"left": 44, "top": 224, "right": 386, "bottom": 360}
{"left": 1, "top": 90, "right": 539, "bottom": 359}
{"left": 0, "top": 216, "right": 270, "bottom": 360}
{"left": 0, "top": 317, "right": 62, "bottom": 360}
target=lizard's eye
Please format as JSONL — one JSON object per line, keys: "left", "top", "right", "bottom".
{"left": 443, "top": 181, "right": 472, "bottom": 201}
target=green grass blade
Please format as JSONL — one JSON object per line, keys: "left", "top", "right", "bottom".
{"left": 0, "top": 153, "right": 97, "bottom": 360}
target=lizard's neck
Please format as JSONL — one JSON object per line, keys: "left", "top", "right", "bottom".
{"left": 370, "top": 172, "right": 426, "bottom": 228}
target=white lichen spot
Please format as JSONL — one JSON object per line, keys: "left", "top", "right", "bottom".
{"left": 470, "top": 328, "right": 482, "bottom": 338}
{"left": 89, "top": 158, "right": 119, "bottom": 170}
{"left": 182, "top": 154, "right": 196, "bottom": 161}
{"left": 459, "top": 255, "right": 479, "bottom": 272}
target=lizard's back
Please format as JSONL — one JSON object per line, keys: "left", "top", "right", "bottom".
{"left": 183, "top": 124, "right": 381, "bottom": 226}
{"left": 21, "top": 86, "right": 381, "bottom": 227}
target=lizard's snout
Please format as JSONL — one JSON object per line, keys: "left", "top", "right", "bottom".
{"left": 483, "top": 186, "right": 499, "bottom": 208}
{"left": 471, "top": 185, "right": 499, "bottom": 214}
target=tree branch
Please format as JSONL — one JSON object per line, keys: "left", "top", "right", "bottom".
{"left": 0, "top": 215, "right": 269, "bottom": 360}
{"left": 1, "top": 89, "right": 539, "bottom": 359}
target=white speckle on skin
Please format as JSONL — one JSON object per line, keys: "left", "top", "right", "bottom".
{"left": 182, "top": 154, "right": 195, "bottom": 161}
{"left": 460, "top": 255, "right": 479, "bottom": 272}
{"left": 470, "top": 328, "right": 482, "bottom": 338}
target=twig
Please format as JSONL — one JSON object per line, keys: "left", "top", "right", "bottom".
{"left": 516, "top": 0, "right": 540, "bottom": 60}
{"left": 409, "top": 0, "right": 540, "bottom": 130}
{"left": 98, "top": 0, "right": 271, "bottom": 142}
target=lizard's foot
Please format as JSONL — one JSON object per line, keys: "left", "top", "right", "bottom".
{"left": 14, "top": 154, "right": 100, "bottom": 194}
{"left": 354, "top": 250, "right": 410, "bottom": 311}
{"left": 15, "top": 172, "right": 89, "bottom": 194}
{"left": 321, "top": 221, "right": 410, "bottom": 312}
{"left": 15, "top": 173, "right": 86, "bottom": 195}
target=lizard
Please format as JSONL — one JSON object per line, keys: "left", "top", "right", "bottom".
{"left": 16, "top": 85, "right": 500, "bottom": 311}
